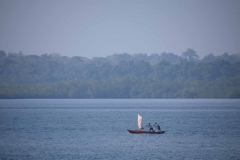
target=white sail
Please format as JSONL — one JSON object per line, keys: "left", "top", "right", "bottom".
{"left": 138, "top": 114, "right": 143, "bottom": 129}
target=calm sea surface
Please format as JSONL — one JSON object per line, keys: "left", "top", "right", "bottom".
{"left": 0, "top": 99, "right": 240, "bottom": 160}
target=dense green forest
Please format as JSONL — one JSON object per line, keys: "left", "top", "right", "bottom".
{"left": 1, "top": 49, "right": 240, "bottom": 98}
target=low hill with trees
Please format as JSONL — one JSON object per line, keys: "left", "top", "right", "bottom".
{"left": 0, "top": 49, "right": 240, "bottom": 98}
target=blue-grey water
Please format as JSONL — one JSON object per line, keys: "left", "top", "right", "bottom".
{"left": 0, "top": 99, "right": 240, "bottom": 160}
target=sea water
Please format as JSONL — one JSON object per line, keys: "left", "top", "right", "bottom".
{"left": 0, "top": 99, "right": 240, "bottom": 160}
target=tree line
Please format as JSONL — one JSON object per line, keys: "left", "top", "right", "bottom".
{"left": 0, "top": 49, "right": 240, "bottom": 98}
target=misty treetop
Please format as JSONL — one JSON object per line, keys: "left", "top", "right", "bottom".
{"left": 0, "top": 49, "right": 240, "bottom": 98}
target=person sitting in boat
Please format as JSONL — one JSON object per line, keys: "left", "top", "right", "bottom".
{"left": 153, "top": 123, "right": 161, "bottom": 131}
{"left": 146, "top": 123, "right": 154, "bottom": 131}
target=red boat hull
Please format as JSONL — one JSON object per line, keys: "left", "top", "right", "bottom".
{"left": 127, "top": 129, "right": 165, "bottom": 134}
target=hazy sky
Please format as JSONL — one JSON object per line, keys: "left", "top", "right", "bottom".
{"left": 1, "top": 0, "right": 240, "bottom": 58}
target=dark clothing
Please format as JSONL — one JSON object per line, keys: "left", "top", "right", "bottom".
{"left": 146, "top": 123, "right": 154, "bottom": 131}
{"left": 154, "top": 123, "right": 161, "bottom": 131}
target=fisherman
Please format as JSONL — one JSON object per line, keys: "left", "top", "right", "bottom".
{"left": 146, "top": 123, "right": 154, "bottom": 131}
{"left": 153, "top": 122, "right": 161, "bottom": 131}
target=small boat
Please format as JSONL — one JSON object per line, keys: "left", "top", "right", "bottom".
{"left": 127, "top": 129, "right": 165, "bottom": 134}
{"left": 127, "top": 114, "right": 165, "bottom": 134}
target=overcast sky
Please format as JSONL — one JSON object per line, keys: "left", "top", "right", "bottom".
{"left": 1, "top": 0, "right": 240, "bottom": 58}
